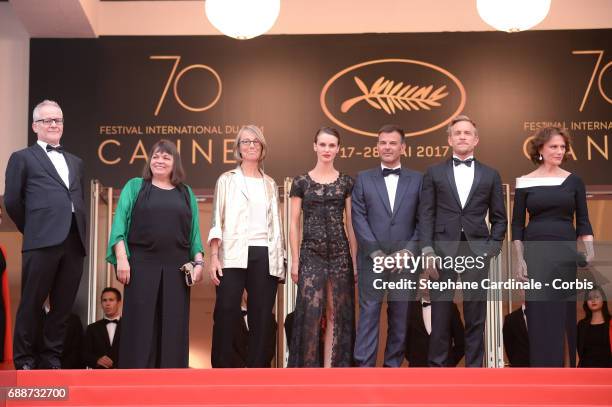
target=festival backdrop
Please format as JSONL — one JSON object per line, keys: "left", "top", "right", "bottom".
{"left": 28, "top": 29, "right": 611, "bottom": 188}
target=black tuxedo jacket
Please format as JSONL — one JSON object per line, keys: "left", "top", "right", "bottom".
{"left": 83, "top": 319, "right": 121, "bottom": 368}
{"left": 61, "top": 313, "right": 84, "bottom": 369}
{"left": 503, "top": 307, "right": 530, "bottom": 367}
{"left": 4, "top": 144, "right": 87, "bottom": 252}
{"left": 419, "top": 158, "right": 506, "bottom": 257}
{"left": 405, "top": 301, "right": 465, "bottom": 367}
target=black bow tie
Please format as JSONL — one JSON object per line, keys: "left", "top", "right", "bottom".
{"left": 421, "top": 301, "right": 431, "bottom": 308}
{"left": 382, "top": 168, "right": 401, "bottom": 177}
{"left": 46, "top": 144, "right": 64, "bottom": 154}
{"left": 453, "top": 157, "right": 473, "bottom": 167}
{"left": 104, "top": 319, "right": 119, "bottom": 325}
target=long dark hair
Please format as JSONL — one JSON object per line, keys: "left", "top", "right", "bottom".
{"left": 142, "top": 139, "right": 185, "bottom": 186}
{"left": 582, "top": 286, "right": 611, "bottom": 323}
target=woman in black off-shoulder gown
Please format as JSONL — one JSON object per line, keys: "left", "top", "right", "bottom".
{"left": 512, "top": 127, "right": 594, "bottom": 367}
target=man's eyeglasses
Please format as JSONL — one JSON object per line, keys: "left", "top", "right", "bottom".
{"left": 239, "top": 139, "right": 261, "bottom": 146}
{"left": 35, "top": 118, "right": 64, "bottom": 126}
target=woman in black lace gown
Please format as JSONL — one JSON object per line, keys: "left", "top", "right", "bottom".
{"left": 512, "top": 127, "right": 594, "bottom": 367}
{"left": 288, "top": 127, "right": 358, "bottom": 367}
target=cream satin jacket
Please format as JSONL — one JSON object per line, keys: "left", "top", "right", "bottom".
{"left": 208, "top": 166, "right": 285, "bottom": 279}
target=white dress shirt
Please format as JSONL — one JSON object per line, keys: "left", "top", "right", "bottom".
{"left": 104, "top": 317, "right": 119, "bottom": 345}
{"left": 37, "top": 140, "right": 70, "bottom": 188}
{"left": 421, "top": 298, "right": 432, "bottom": 335}
{"left": 381, "top": 164, "right": 400, "bottom": 212}
{"left": 452, "top": 155, "right": 474, "bottom": 208}
{"left": 244, "top": 176, "right": 268, "bottom": 246}
{"left": 37, "top": 140, "right": 74, "bottom": 212}
{"left": 241, "top": 306, "right": 249, "bottom": 331}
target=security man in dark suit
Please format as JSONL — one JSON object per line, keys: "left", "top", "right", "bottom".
{"left": 83, "top": 287, "right": 122, "bottom": 369}
{"left": 503, "top": 304, "right": 530, "bottom": 367}
{"left": 4, "top": 100, "right": 87, "bottom": 370}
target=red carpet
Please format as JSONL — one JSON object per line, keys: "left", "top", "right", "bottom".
{"left": 1, "top": 368, "right": 611, "bottom": 406}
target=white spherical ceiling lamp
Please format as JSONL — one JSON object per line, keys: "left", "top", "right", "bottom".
{"left": 205, "top": 0, "right": 281, "bottom": 40}
{"left": 477, "top": 0, "right": 551, "bottom": 33}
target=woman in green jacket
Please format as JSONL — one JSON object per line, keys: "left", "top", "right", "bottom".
{"left": 107, "top": 139, "right": 203, "bottom": 368}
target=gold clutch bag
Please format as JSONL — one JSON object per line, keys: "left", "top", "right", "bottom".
{"left": 179, "top": 262, "right": 196, "bottom": 286}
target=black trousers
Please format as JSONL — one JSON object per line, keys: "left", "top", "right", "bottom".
{"left": 211, "top": 246, "right": 278, "bottom": 368}
{"left": 13, "top": 216, "right": 85, "bottom": 369}
{"left": 429, "top": 235, "right": 488, "bottom": 368}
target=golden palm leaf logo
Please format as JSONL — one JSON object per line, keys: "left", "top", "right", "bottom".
{"left": 340, "top": 76, "right": 449, "bottom": 115}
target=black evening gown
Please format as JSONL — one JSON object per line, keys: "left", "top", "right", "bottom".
{"left": 288, "top": 173, "right": 355, "bottom": 367}
{"left": 119, "top": 184, "right": 192, "bottom": 368}
{"left": 512, "top": 174, "right": 593, "bottom": 367}
{"left": 577, "top": 320, "right": 612, "bottom": 367}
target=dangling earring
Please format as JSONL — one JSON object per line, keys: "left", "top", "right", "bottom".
{"left": 538, "top": 154, "right": 543, "bottom": 161}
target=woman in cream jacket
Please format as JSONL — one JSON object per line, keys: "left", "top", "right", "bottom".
{"left": 208, "top": 125, "right": 284, "bottom": 368}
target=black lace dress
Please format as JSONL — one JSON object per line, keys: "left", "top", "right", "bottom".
{"left": 288, "top": 173, "right": 355, "bottom": 367}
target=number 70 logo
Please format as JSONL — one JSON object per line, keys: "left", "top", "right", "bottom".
{"left": 150, "top": 55, "right": 222, "bottom": 116}
{"left": 573, "top": 50, "right": 611, "bottom": 111}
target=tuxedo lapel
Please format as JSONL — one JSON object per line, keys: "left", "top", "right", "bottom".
{"left": 518, "top": 310, "right": 528, "bottom": 339}
{"left": 372, "top": 171, "right": 392, "bottom": 216}
{"left": 65, "top": 153, "right": 77, "bottom": 190}
{"left": 28, "top": 145, "right": 67, "bottom": 189}
{"left": 391, "top": 170, "right": 412, "bottom": 218}
{"left": 464, "top": 160, "right": 483, "bottom": 208}
{"left": 110, "top": 320, "right": 121, "bottom": 354}
{"left": 98, "top": 321, "right": 111, "bottom": 349}
{"left": 444, "top": 159, "right": 462, "bottom": 208}
{"left": 415, "top": 305, "right": 429, "bottom": 336}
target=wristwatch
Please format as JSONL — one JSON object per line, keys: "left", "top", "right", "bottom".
{"left": 193, "top": 260, "right": 204, "bottom": 266}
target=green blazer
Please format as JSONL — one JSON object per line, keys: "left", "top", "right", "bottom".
{"left": 106, "top": 177, "right": 204, "bottom": 264}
